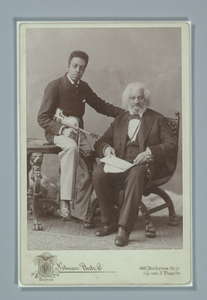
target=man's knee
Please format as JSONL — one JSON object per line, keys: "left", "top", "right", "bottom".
{"left": 128, "top": 165, "right": 146, "bottom": 180}
{"left": 64, "top": 140, "right": 78, "bottom": 153}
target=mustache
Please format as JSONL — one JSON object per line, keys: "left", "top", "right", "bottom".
{"left": 129, "top": 104, "right": 147, "bottom": 115}
{"left": 131, "top": 103, "right": 144, "bottom": 108}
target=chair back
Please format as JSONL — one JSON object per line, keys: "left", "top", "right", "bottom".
{"left": 166, "top": 111, "right": 180, "bottom": 140}
{"left": 145, "top": 111, "right": 180, "bottom": 189}
{"left": 165, "top": 111, "right": 180, "bottom": 168}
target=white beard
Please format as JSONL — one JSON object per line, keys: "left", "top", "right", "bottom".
{"left": 128, "top": 104, "right": 147, "bottom": 115}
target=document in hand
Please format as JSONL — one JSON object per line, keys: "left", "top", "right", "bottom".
{"left": 100, "top": 155, "right": 134, "bottom": 173}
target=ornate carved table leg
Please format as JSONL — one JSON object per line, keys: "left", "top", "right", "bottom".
{"left": 27, "top": 153, "right": 33, "bottom": 215}
{"left": 30, "top": 152, "right": 43, "bottom": 230}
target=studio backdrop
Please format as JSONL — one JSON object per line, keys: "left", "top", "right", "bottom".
{"left": 26, "top": 25, "right": 182, "bottom": 194}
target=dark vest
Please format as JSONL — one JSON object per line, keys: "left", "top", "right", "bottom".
{"left": 123, "top": 135, "right": 140, "bottom": 163}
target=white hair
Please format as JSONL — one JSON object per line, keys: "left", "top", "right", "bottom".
{"left": 122, "top": 82, "right": 151, "bottom": 109}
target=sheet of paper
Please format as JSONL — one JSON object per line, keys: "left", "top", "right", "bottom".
{"left": 103, "top": 163, "right": 125, "bottom": 173}
{"left": 100, "top": 155, "right": 134, "bottom": 173}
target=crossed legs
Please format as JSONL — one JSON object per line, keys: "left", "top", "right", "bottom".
{"left": 93, "top": 163, "right": 147, "bottom": 245}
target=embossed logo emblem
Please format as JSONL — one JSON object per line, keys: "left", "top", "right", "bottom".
{"left": 31, "top": 252, "right": 60, "bottom": 281}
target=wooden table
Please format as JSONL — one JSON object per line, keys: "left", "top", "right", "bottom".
{"left": 27, "top": 138, "right": 61, "bottom": 230}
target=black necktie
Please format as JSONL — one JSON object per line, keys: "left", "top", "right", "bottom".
{"left": 128, "top": 114, "right": 142, "bottom": 121}
{"left": 72, "top": 83, "right": 78, "bottom": 90}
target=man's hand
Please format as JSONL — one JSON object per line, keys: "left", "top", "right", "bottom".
{"left": 62, "top": 127, "right": 78, "bottom": 139}
{"left": 60, "top": 116, "right": 79, "bottom": 129}
{"left": 133, "top": 149, "right": 152, "bottom": 165}
{"left": 104, "top": 146, "right": 116, "bottom": 157}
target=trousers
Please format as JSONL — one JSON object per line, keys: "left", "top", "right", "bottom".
{"left": 54, "top": 133, "right": 94, "bottom": 221}
{"left": 93, "top": 163, "right": 147, "bottom": 233}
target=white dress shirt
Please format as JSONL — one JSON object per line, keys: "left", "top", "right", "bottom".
{"left": 127, "top": 115, "right": 142, "bottom": 142}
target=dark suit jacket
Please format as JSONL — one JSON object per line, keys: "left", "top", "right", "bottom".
{"left": 37, "top": 73, "right": 124, "bottom": 143}
{"left": 94, "top": 109, "right": 178, "bottom": 173}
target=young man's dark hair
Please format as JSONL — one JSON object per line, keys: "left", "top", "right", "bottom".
{"left": 68, "top": 50, "right": 89, "bottom": 67}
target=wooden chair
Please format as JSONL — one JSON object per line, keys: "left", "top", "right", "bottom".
{"left": 85, "top": 112, "right": 180, "bottom": 238}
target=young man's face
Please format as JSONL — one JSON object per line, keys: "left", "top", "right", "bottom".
{"left": 68, "top": 57, "right": 87, "bottom": 83}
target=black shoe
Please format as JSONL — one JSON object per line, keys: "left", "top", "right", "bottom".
{"left": 96, "top": 223, "right": 118, "bottom": 237}
{"left": 70, "top": 216, "right": 84, "bottom": 223}
{"left": 83, "top": 214, "right": 95, "bottom": 229}
{"left": 70, "top": 215, "right": 96, "bottom": 228}
{"left": 62, "top": 215, "right": 72, "bottom": 221}
{"left": 114, "top": 226, "right": 129, "bottom": 246}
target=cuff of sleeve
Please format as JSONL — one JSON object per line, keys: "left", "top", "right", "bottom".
{"left": 103, "top": 145, "right": 111, "bottom": 156}
{"left": 146, "top": 147, "right": 152, "bottom": 155}
{"left": 59, "top": 126, "right": 66, "bottom": 135}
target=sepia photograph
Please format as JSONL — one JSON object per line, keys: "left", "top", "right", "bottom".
{"left": 18, "top": 22, "right": 191, "bottom": 286}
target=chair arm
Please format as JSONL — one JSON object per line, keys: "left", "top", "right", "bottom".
{"left": 144, "top": 155, "right": 154, "bottom": 180}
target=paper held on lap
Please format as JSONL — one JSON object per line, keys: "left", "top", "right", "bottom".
{"left": 100, "top": 155, "right": 134, "bottom": 173}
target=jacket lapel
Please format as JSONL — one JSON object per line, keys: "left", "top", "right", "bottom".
{"left": 63, "top": 73, "right": 70, "bottom": 88}
{"left": 117, "top": 110, "right": 154, "bottom": 153}
{"left": 117, "top": 112, "right": 130, "bottom": 148}
{"left": 138, "top": 109, "right": 154, "bottom": 152}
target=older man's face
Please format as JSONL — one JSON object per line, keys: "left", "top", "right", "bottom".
{"left": 128, "top": 87, "right": 147, "bottom": 115}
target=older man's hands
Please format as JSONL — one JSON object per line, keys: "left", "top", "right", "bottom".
{"left": 103, "top": 146, "right": 152, "bottom": 164}
{"left": 133, "top": 149, "right": 152, "bottom": 165}
{"left": 104, "top": 146, "right": 116, "bottom": 157}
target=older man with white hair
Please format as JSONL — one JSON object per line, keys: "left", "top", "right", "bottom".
{"left": 93, "top": 82, "right": 178, "bottom": 246}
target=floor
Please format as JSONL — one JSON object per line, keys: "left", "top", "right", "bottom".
{"left": 27, "top": 211, "right": 183, "bottom": 250}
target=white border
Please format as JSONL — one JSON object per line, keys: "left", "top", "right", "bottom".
{"left": 18, "top": 21, "right": 191, "bottom": 287}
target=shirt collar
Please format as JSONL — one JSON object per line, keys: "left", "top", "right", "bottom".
{"left": 129, "top": 112, "right": 144, "bottom": 117}
{"left": 67, "top": 73, "right": 80, "bottom": 86}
